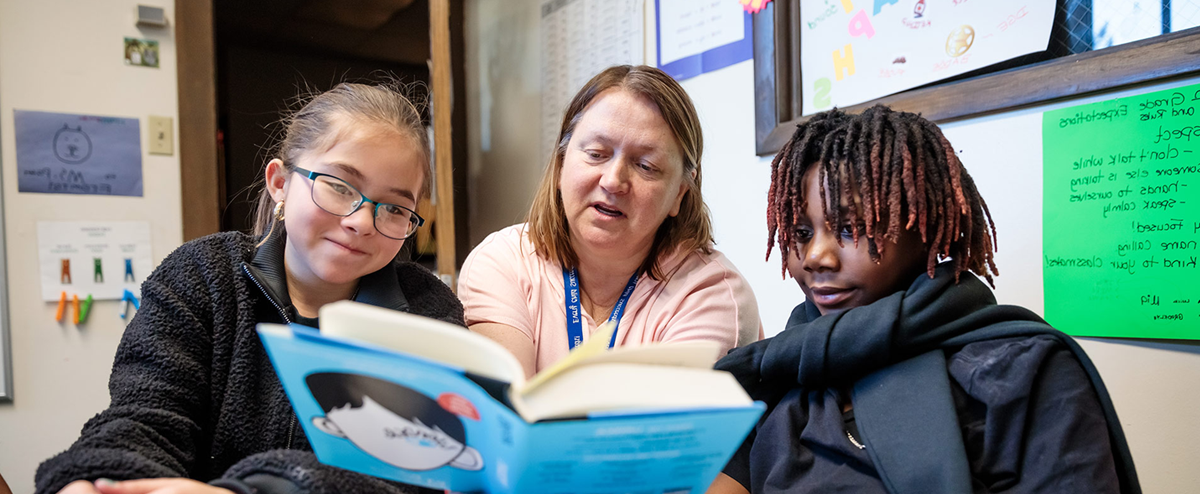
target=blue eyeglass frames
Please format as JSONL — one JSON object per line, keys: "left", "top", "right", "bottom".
{"left": 291, "top": 166, "right": 425, "bottom": 240}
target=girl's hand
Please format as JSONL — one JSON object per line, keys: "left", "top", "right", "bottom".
{"left": 92, "top": 479, "right": 234, "bottom": 494}
{"left": 56, "top": 480, "right": 101, "bottom": 494}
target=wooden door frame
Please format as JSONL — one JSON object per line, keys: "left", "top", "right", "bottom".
{"left": 175, "top": 0, "right": 222, "bottom": 240}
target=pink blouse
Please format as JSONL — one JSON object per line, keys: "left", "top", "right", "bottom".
{"left": 458, "top": 224, "right": 762, "bottom": 373}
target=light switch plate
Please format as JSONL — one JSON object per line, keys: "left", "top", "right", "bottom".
{"left": 148, "top": 115, "right": 173, "bottom": 155}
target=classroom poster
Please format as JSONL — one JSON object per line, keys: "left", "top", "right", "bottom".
{"left": 800, "top": 0, "right": 1055, "bottom": 115}
{"left": 656, "top": 0, "right": 752, "bottom": 80}
{"left": 1042, "top": 82, "right": 1200, "bottom": 340}
{"left": 37, "top": 221, "right": 153, "bottom": 301}
{"left": 13, "top": 110, "right": 144, "bottom": 197}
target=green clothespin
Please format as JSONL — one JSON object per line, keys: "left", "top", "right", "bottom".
{"left": 94, "top": 258, "right": 103, "bottom": 283}
{"left": 77, "top": 294, "right": 94, "bottom": 324}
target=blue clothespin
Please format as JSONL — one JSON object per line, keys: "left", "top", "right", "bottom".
{"left": 124, "top": 258, "right": 135, "bottom": 282}
{"left": 120, "top": 289, "right": 140, "bottom": 319}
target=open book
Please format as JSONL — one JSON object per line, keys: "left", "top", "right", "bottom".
{"left": 258, "top": 300, "right": 763, "bottom": 493}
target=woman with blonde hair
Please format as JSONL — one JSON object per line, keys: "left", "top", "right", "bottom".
{"left": 459, "top": 65, "right": 760, "bottom": 377}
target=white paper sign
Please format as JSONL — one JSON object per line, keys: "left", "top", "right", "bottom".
{"left": 14, "top": 110, "right": 144, "bottom": 196}
{"left": 658, "top": 0, "right": 745, "bottom": 66}
{"left": 800, "top": 0, "right": 1056, "bottom": 115}
{"left": 38, "top": 221, "right": 153, "bottom": 301}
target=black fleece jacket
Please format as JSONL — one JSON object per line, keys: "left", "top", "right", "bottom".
{"left": 35, "top": 231, "right": 464, "bottom": 494}
{"left": 717, "top": 263, "right": 1138, "bottom": 494}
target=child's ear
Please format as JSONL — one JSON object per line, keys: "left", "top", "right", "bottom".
{"left": 312, "top": 416, "right": 346, "bottom": 438}
{"left": 264, "top": 159, "right": 290, "bottom": 203}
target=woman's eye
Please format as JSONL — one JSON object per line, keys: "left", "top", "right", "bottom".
{"left": 636, "top": 162, "right": 655, "bottom": 172}
{"left": 584, "top": 150, "right": 605, "bottom": 160}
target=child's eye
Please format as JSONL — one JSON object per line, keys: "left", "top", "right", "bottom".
{"left": 794, "top": 227, "right": 814, "bottom": 243}
{"left": 837, "top": 222, "right": 866, "bottom": 239}
{"left": 838, "top": 223, "right": 866, "bottom": 238}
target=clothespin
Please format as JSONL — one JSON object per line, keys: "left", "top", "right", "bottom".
{"left": 120, "top": 289, "right": 140, "bottom": 319}
{"left": 55, "top": 291, "right": 67, "bottom": 322}
{"left": 78, "top": 294, "right": 94, "bottom": 324}
{"left": 124, "top": 258, "right": 135, "bottom": 282}
{"left": 61, "top": 259, "right": 72, "bottom": 284}
{"left": 94, "top": 258, "right": 104, "bottom": 283}
{"left": 72, "top": 294, "right": 80, "bottom": 324}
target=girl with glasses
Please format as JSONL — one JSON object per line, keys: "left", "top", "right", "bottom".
{"left": 38, "top": 83, "right": 460, "bottom": 494}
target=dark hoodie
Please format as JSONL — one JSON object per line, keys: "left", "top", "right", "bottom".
{"left": 717, "top": 263, "right": 1138, "bottom": 494}
{"left": 35, "top": 230, "right": 463, "bottom": 494}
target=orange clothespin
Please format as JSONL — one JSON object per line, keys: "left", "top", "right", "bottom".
{"left": 72, "top": 294, "right": 80, "bottom": 324}
{"left": 55, "top": 291, "right": 67, "bottom": 322}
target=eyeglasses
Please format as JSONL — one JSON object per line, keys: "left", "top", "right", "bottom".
{"left": 292, "top": 166, "right": 425, "bottom": 240}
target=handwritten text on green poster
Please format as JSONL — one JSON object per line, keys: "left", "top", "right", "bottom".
{"left": 1043, "top": 84, "right": 1200, "bottom": 339}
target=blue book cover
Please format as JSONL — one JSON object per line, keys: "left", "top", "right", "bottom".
{"left": 257, "top": 301, "right": 764, "bottom": 493}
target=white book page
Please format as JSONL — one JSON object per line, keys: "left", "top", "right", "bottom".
{"left": 318, "top": 301, "right": 525, "bottom": 385}
{"left": 514, "top": 363, "right": 751, "bottom": 422}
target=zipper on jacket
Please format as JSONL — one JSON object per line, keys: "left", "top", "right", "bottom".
{"left": 242, "top": 264, "right": 290, "bottom": 324}
{"left": 286, "top": 416, "right": 296, "bottom": 449}
{"left": 243, "top": 263, "right": 297, "bottom": 449}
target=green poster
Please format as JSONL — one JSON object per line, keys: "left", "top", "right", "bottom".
{"left": 1043, "top": 83, "right": 1200, "bottom": 339}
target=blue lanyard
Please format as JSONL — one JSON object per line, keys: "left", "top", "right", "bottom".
{"left": 563, "top": 267, "right": 639, "bottom": 351}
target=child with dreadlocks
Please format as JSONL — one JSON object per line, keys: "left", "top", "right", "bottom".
{"left": 709, "top": 106, "right": 1139, "bottom": 494}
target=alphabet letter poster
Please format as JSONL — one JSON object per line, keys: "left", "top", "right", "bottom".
{"left": 799, "top": 0, "right": 1055, "bottom": 115}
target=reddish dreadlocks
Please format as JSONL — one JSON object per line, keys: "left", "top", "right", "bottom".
{"left": 766, "top": 105, "right": 998, "bottom": 286}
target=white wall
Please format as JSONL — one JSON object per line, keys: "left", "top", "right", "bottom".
{"left": 466, "top": 3, "right": 1200, "bottom": 492}
{"left": 0, "top": 1, "right": 183, "bottom": 492}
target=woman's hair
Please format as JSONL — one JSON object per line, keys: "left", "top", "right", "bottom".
{"left": 766, "top": 105, "right": 998, "bottom": 285}
{"left": 251, "top": 81, "right": 430, "bottom": 237}
{"left": 526, "top": 65, "right": 713, "bottom": 280}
